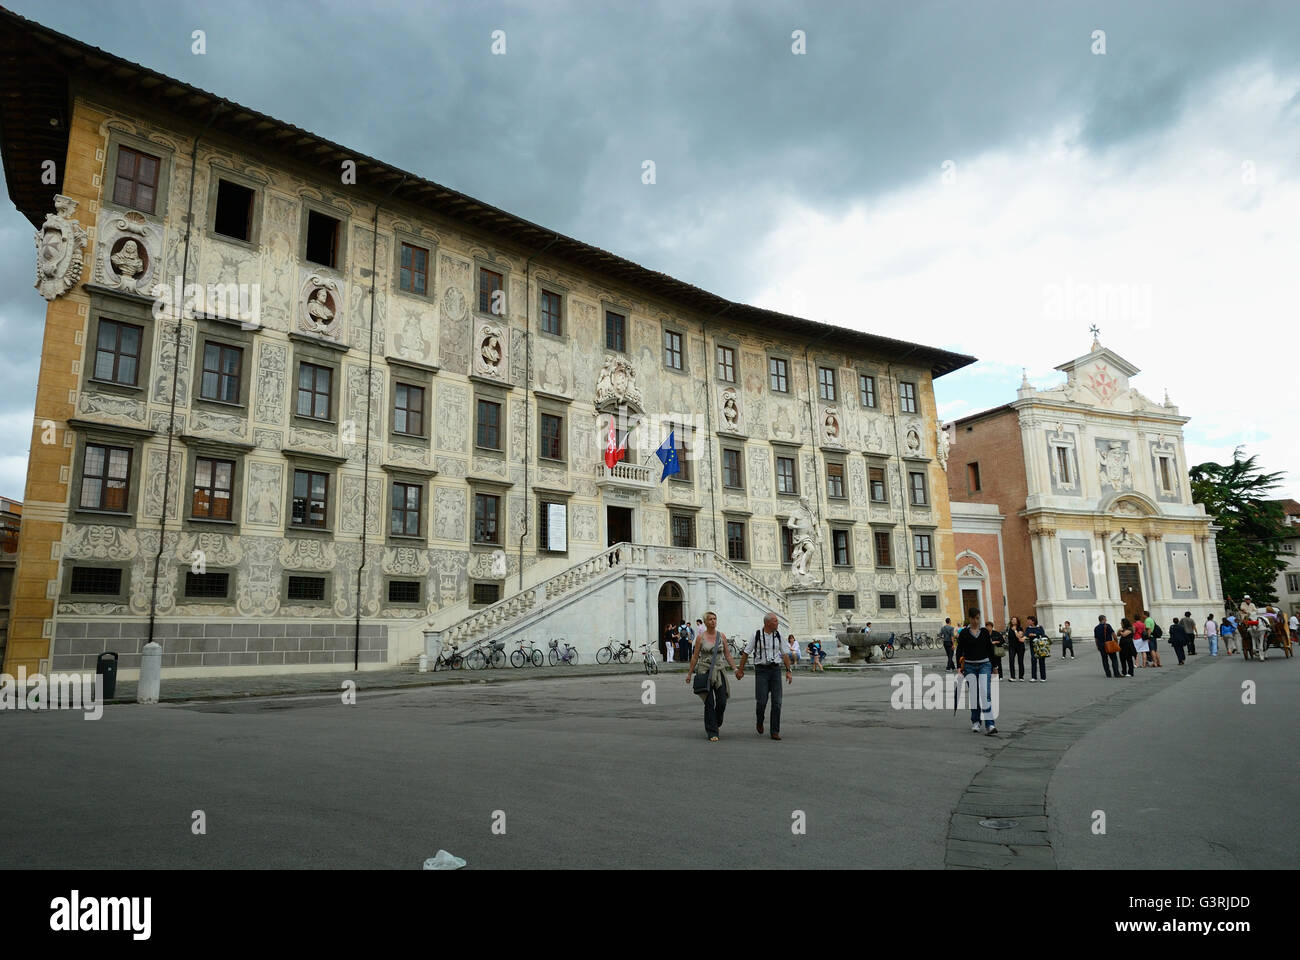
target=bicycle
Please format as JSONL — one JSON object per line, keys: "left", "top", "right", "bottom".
{"left": 433, "top": 643, "right": 464, "bottom": 671}
{"left": 547, "top": 638, "right": 579, "bottom": 666}
{"left": 882, "top": 633, "right": 896, "bottom": 659}
{"left": 511, "top": 638, "right": 544, "bottom": 668}
{"left": 640, "top": 642, "right": 658, "bottom": 675}
{"left": 596, "top": 637, "right": 634, "bottom": 665}
{"left": 464, "top": 639, "right": 506, "bottom": 670}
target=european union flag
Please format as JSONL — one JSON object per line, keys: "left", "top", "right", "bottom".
{"left": 656, "top": 431, "right": 681, "bottom": 481}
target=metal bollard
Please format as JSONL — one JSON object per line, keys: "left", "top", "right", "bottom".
{"left": 137, "top": 641, "right": 162, "bottom": 704}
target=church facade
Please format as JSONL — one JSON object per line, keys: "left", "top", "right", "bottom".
{"left": 0, "top": 10, "right": 973, "bottom": 678}
{"left": 946, "top": 339, "right": 1224, "bottom": 630}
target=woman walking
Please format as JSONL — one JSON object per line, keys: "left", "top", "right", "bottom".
{"left": 956, "top": 610, "right": 997, "bottom": 736}
{"left": 1118, "top": 618, "right": 1137, "bottom": 676}
{"left": 1133, "top": 620, "right": 1150, "bottom": 667}
{"left": 1221, "top": 616, "right": 1237, "bottom": 656}
{"left": 1026, "top": 616, "right": 1049, "bottom": 682}
{"left": 1005, "top": 616, "right": 1026, "bottom": 681}
{"left": 685, "top": 611, "right": 738, "bottom": 741}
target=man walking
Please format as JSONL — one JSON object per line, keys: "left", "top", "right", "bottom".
{"left": 1094, "top": 615, "right": 1120, "bottom": 678}
{"left": 1180, "top": 610, "right": 1198, "bottom": 655}
{"left": 1169, "top": 616, "right": 1187, "bottom": 665}
{"left": 736, "top": 612, "right": 793, "bottom": 740}
{"left": 940, "top": 617, "right": 957, "bottom": 671}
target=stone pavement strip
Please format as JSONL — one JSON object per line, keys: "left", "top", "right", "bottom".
{"left": 944, "top": 657, "right": 1206, "bottom": 869}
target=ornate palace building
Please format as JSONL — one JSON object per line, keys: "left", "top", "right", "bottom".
{"left": 946, "top": 337, "right": 1224, "bottom": 629}
{"left": 0, "top": 10, "right": 973, "bottom": 678}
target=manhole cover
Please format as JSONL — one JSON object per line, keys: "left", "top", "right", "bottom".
{"left": 979, "top": 819, "right": 1019, "bottom": 830}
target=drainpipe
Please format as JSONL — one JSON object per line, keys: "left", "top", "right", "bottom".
{"left": 520, "top": 234, "right": 559, "bottom": 593}
{"left": 887, "top": 351, "right": 920, "bottom": 641}
{"left": 353, "top": 174, "right": 406, "bottom": 670}
{"left": 147, "top": 106, "right": 221, "bottom": 648}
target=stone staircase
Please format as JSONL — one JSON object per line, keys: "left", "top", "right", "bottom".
{"left": 412, "top": 541, "right": 789, "bottom": 663}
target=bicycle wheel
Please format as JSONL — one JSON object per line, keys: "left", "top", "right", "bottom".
{"left": 568, "top": 650, "right": 579, "bottom": 665}
{"left": 596, "top": 646, "right": 611, "bottom": 665}
{"left": 883, "top": 645, "right": 894, "bottom": 660}
{"left": 465, "top": 650, "right": 484, "bottom": 670}
{"left": 643, "top": 657, "right": 652, "bottom": 675}
{"left": 451, "top": 653, "right": 464, "bottom": 670}
{"left": 510, "top": 649, "right": 524, "bottom": 668}
{"left": 531, "top": 649, "right": 543, "bottom": 667}
{"left": 650, "top": 657, "right": 658, "bottom": 675}
{"left": 548, "top": 649, "right": 558, "bottom": 666}
{"left": 617, "top": 646, "right": 633, "bottom": 664}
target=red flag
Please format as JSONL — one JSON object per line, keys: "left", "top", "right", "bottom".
{"left": 604, "top": 418, "right": 625, "bottom": 470}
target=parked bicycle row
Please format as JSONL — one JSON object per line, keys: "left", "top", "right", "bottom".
{"left": 432, "top": 637, "right": 657, "bottom": 671}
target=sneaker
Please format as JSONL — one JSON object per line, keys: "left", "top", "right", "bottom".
{"left": 972, "top": 722, "right": 982, "bottom": 732}
{"left": 1028, "top": 678, "right": 1037, "bottom": 683}
{"left": 985, "top": 725, "right": 998, "bottom": 736}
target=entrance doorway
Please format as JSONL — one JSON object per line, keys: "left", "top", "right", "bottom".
{"left": 658, "top": 581, "right": 684, "bottom": 661}
{"left": 961, "top": 589, "right": 982, "bottom": 624}
{"left": 607, "top": 506, "right": 633, "bottom": 547}
{"left": 1117, "top": 563, "right": 1144, "bottom": 623}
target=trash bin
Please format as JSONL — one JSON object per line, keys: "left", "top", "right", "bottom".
{"left": 96, "top": 651, "right": 118, "bottom": 699}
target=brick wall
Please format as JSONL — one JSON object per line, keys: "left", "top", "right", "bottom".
{"left": 946, "top": 408, "right": 1036, "bottom": 621}
{"left": 51, "top": 621, "right": 388, "bottom": 672}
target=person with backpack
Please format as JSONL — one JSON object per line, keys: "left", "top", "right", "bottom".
{"left": 735, "top": 612, "right": 792, "bottom": 740}
{"left": 1148, "top": 619, "right": 1163, "bottom": 667}
{"left": 940, "top": 617, "right": 957, "bottom": 671}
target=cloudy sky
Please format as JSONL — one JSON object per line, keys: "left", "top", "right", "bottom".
{"left": 2, "top": 0, "right": 1298, "bottom": 500}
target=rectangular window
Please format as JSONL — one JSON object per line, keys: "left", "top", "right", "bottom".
{"left": 818, "top": 366, "right": 837, "bottom": 402}
{"left": 769, "top": 357, "right": 789, "bottom": 393}
{"left": 539, "top": 413, "right": 563, "bottom": 460}
{"left": 291, "top": 470, "right": 329, "bottom": 528}
{"left": 473, "top": 582, "right": 500, "bottom": 605}
{"left": 859, "top": 374, "right": 876, "bottom": 408}
{"left": 393, "top": 383, "right": 425, "bottom": 436}
{"left": 296, "top": 362, "right": 333, "bottom": 420}
{"left": 1055, "top": 446, "right": 1071, "bottom": 485}
{"left": 671, "top": 514, "right": 695, "bottom": 548}
{"left": 667, "top": 424, "right": 692, "bottom": 482}
{"left": 837, "top": 593, "right": 856, "bottom": 610}
{"left": 776, "top": 456, "right": 797, "bottom": 495}
{"left": 874, "top": 531, "right": 893, "bottom": 567}
{"left": 909, "top": 471, "right": 928, "bottom": 506}
{"left": 722, "top": 449, "right": 743, "bottom": 489}
{"left": 781, "top": 524, "right": 795, "bottom": 564}
{"left": 920, "top": 594, "right": 939, "bottom": 610}
{"left": 476, "top": 399, "right": 502, "bottom": 450}
{"left": 69, "top": 567, "right": 124, "bottom": 596}
{"left": 478, "top": 268, "right": 504, "bottom": 315}
{"left": 664, "top": 330, "right": 683, "bottom": 370}
{"left": 474, "top": 493, "right": 500, "bottom": 544}
{"left": 399, "top": 242, "right": 429, "bottom": 296}
{"left": 93, "top": 319, "right": 142, "bottom": 386}
{"left": 305, "top": 209, "right": 340, "bottom": 268}
{"left": 112, "top": 146, "right": 160, "bottom": 214}
{"left": 914, "top": 533, "right": 934, "bottom": 569}
{"left": 826, "top": 462, "right": 846, "bottom": 499}
{"left": 726, "top": 520, "right": 746, "bottom": 562}
{"left": 538, "top": 501, "right": 567, "bottom": 553}
{"left": 286, "top": 575, "right": 326, "bottom": 602}
{"left": 388, "top": 580, "right": 421, "bottom": 604}
{"left": 716, "top": 345, "right": 736, "bottom": 383}
{"left": 213, "top": 179, "right": 255, "bottom": 242}
{"left": 192, "top": 457, "right": 234, "bottom": 521}
{"left": 832, "top": 529, "right": 851, "bottom": 566}
{"left": 879, "top": 593, "right": 898, "bottom": 610}
{"left": 1287, "top": 573, "right": 1300, "bottom": 593}
{"left": 869, "top": 467, "right": 887, "bottom": 503}
{"left": 540, "top": 290, "right": 562, "bottom": 336}
{"left": 899, "top": 381, "right": 918, "bottom": 413}
{"left": 1159, "top": 456, "right": 1174, "bottom": 491}
{"left": 184, "top": 571, "right": 230, "bottom": 599}
{"left": 200, "top": 342, "right": 243, "bottom": 404}
{"left": 968, "top": 462, "right": 981, "bottom": 492}
{"left": 80, "top": 444, "right": 132, "bottom": 512}
{"left": 390, "top": 482, "right": 422, "bottom": 537}
{"left": 605, "top": 311, "right": 626, "bottom": 351}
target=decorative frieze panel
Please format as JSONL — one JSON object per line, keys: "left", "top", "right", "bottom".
{"left": 151, "top": 323, "right": 194, "bottom": 406}
{"left": 244, "top": 461, "right": 283, "bottom": 526}
{"left": 237, "top": 535, "right": 281, "bottom": 617}
{"left": 339, "top": 476, "right": 382, "bottom": 535}
{"left": 254, "top": 341, "right": 287, "bottom": 425}
{"left": 438, "top": 253, "right": 471, "bottom": 374}
{"left": 289, "top": 426, "right": 338, "bottom": 454}
{"left": 190, "top": 408, "right": 248, "bottom": 443}
{"left": 78, "top": 391, "right": 147, "bottom": 425}
{"left": 143, "top": 449, "right": 183, "bottom": 521}
{"left": 435, "top": 383, "right": 468, "bottom": 453}
{"left": 433, "top": 488, "right": 467, "bottom": 541}
{"left": 62, "top": 525, "right": 137, "bottom": 561}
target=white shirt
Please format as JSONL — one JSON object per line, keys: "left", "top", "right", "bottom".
{"left": 788, "top": 639, "right": 801, "bottom": 658}
{"left": 747, "top": 629, "right": 785, "bottom": 665}
{"left": 1290, "top": 615, "right": 1299, "bottom": 633}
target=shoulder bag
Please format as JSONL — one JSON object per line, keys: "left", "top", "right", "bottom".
{"left": 693, "top": 633, "right": 722, "bottom": 697}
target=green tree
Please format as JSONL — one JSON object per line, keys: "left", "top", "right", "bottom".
{"left": 1189, "top": 448, "right": 1289, "bottom": 603}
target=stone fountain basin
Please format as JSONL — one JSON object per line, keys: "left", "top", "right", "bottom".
{"left": 835, "top": 631, "right": 886, "bottom": 663}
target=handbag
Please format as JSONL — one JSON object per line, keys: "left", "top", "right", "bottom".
{"left": 1032, "top": 637, "right": 1051, "bottom": 658}
{"left": 1104, "top": 639, "right": 1120, "bottom": 654}
{"left": 693, "top": 633, "right": 722, "bottom": 697}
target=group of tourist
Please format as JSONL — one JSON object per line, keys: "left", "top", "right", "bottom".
{"left": 940, "top": 614, "right": 1054, "bottom": 681}
{"left": 664, "top": 618, "right": 824, "bottom": 672}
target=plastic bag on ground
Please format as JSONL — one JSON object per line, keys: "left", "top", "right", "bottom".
{"left": 423, "top": 849, "right": 467, "bottom": 870}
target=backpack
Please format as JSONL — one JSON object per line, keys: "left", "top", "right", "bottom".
{"left": 1151, "top": 623, "right": 1163, "bottom": 639}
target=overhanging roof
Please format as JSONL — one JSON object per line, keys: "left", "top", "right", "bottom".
{"left": 0, "top": 5, "right": 976, "bottom": 379}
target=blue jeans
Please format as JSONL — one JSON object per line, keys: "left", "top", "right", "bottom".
{"left": 962, "top": 660, "right": 994, "bottom": 728}
{"left": 1209, "top": 635, "right": 1219, "bottom": 655}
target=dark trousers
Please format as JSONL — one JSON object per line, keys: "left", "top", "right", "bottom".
{"left": 1061, "top": 636, "right": 1074, "bottom": 656}
{"left": 1031, "top": 654, "right": 1047, "bottom": 680}
{"left": 943, "top": 640, "right": 955, "bottom": 669}
{"left": 1008, "top": 644, "right": 1026, "bottom": 679}
{"left": 1171, "top": 640, "right": 1186, "bottom": 664}
{"left": 1186, "top": 637, "right": 1197, "bottom": 655}
{"left": 754, "top": 663, "right": 783, "bottom": 734}
{"left": 1119, "top": 651, "right": 1135, "bottom": 676}
{"left": 703, "top": 684, "right": 728, "bottom": 738}
{"left": 1099, "top": 648, "right": 1120, "bottom": 676}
